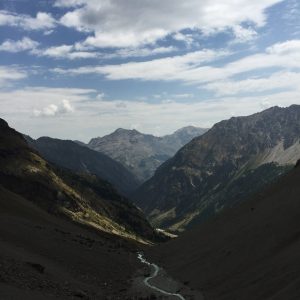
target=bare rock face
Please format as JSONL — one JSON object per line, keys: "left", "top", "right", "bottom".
{"left": 134, "top": 105, "right": 300, "bottom": 231}
{"left": 88, "top": 126, "right": 208, "bottom": 182}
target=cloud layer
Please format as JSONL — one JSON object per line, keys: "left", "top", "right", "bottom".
{"left": 1, "top": 86, "right": 299, "bottom": 141}
{"left": 54, "top": 39, "right": 300, "bottom": 97}
{"left": 58, "top": 0, "right": 282, "bottom": 48}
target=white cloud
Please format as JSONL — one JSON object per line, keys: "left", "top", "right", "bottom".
{"left": 204, "top": 71, "right": 300, "bottom": 96}
{"left": 29, "top": 42, "right": 176, "bottom": 60}
{"left": 61, "top": 99, "right": 74, "bottom": 113}
{"left": 54, "top": 39, "right": 300, "bottom": 96}
{"left": 0, "top": 66, "right": 27, "bottom": 85}
{"left": 232, "top": 25, "right": 258, "bottom": 43}
{"left": 0, "top": 37, "right": 39, "bottom": 53}
{"left": 33, "top": 104, "right": 58, "bottom": 117}
{"left": 57, "top": 0, "right": 282, "bottom": 48}
{"left": 53, "top": 48, "right": 230, "bottom": 80}
{"left": 173, "top": 32, "right": 196, "bottom": 46}
{"left": 31, "top": 44, "right": 98, "bottom": 60}
{"left": 266, "top": 39, "right": 300, "bottom": 54}
{"left": 0, "top": 10, "right": 56, "bottom": 31}
{"left": 33, "top": 99, "right": 74, "bottom": 117}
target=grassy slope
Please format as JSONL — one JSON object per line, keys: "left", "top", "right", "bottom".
{"left": 149, "top": 164, "right": 300, "bottom": 300}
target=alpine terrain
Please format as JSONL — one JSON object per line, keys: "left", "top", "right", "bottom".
{"left": 134, "top": 105, "right": 300, "bottom": 231}
{"left": 88, "top": 126, "right": 208, "bottom": 182}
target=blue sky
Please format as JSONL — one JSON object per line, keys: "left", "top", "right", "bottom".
{"left": 0, "top": 0, "right": 300, "bottom": 141}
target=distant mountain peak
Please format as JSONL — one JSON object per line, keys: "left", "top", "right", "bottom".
{"left": 115, "top": 127, "right": 139, "bottom": 133}
{"left": 113, "top": 128, "right": 142, "bottom": 136}
{"left": 88, "top": 126, "right": 208, "bottom": 182}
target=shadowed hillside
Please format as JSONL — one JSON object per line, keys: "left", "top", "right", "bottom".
{"left": 0, "top": 118, "right": 156, "bottom": 243}
{"left": 149, "top": 161, "right": 300, "bottom": 300}
{"left": 26, "top": 136, "right": 140, "bottom": 196}
{"left": 0, "top": 185, "right": 144, "bottom": 299}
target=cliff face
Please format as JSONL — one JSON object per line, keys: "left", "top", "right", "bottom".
{"left": 134, "top": 105, "right": 300, "bottom": 231}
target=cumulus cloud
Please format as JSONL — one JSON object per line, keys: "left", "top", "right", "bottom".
{"left": 33, "top": 99, "right": 74, "bottom": 117}
{"left": 57, "top": 0, "right": 281, "bottom": 48}
{"left": 0, "top": 10, "right": 56, "bottom": 31}
{"left": 33, "top": 104, "right": 58, "bottom": 117}
{"left": 0, "top": 37, "right": 39, "bottom": 53}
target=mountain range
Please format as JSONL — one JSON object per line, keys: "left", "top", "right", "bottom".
{"left": 134, "top": 105, "right": 300, "bottom": 231}
{"left": 87, "top": 126, "right": 208, "bottom": 182}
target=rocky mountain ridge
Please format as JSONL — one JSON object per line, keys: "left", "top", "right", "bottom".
{"left": 134, "top": 105, "right": 300, "bottom": 231}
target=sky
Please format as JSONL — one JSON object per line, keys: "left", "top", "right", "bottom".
{"left": 0, "top": 0, "right": 300, "bottom": 142}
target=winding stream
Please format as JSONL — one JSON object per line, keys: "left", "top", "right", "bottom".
{"left": 137, "top": 252, "right": 185, "bottom": 300}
